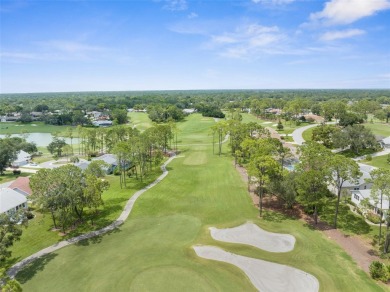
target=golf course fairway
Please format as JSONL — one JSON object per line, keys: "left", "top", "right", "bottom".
{"left": 16, "top": 114, "right": 384, "bottom": 291}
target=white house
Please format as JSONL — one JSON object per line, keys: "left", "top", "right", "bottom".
{"left": 338, "top": 163, "right": 375, "bottom": 193}
{"left": 183, "top": 108, "right": 196, "bottom": 114}
{"left": 381, "top": 137, "right": 390, "bottom": 149}
{"left": 351, "top": 189, "right": 389, "bottom": 218}
{"left": 0, "top": 188, "right": 28, "bottom": 215}
{"left": 12, "top": 150, "right": 31, "bottom": 167}
{"left": 92, "top": 120, "right": 113, "bottom": 127}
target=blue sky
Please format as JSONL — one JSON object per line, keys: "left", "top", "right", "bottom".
{"left": 0, "top": 0, "right": 389, "bottom": 93}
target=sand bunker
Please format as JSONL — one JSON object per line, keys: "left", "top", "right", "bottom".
{"left": 209, "top": 222, "right": 295, "bottom": 253}
{"left": 262, "top": 122, "right": 273, "bottom": 124}
{"left": 194, "top": 246, "right": 319, "bottom": 292}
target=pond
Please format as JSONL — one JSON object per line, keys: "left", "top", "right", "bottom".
{"left": 0, "top": 133, "right": 80, "bottom": 147}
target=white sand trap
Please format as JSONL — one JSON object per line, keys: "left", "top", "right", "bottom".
{"left": 262, "top": 122, "right": 273, "bottom": 124}
{"left": 272, "top": 124, "right": 278, "bottom": 126}
{"left": 209, "top": 222, "right": 295, "bottom": 252}
{"left": 194, "top": 246, "right": 319, "bottom": 292}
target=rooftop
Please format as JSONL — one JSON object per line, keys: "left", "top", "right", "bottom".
{"left": 0, "top": 188, "right": 27, "bottom": 214}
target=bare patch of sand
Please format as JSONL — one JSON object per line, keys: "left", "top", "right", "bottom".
{"left": 194, "top": 246, "right": 319, "bottom": 292}
{"left": 209, "top": 222, "right": 295, "bottom": 253}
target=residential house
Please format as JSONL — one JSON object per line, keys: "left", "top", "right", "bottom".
{"left": 12, "top": 150, "right": 31, "bottom": 167}
{"left": 183, "top": 108, "right": 196, "bottom": 114}
{"left": 74, "top": 161, "right": 91, "bottom": 171}
{"left": 93, "top": 154, "right": 118, "bottom": 174}
{"left": 351, "top": 189, "right": 389, "bottom": 219}
{"left": 0, "top": 188, "right": 28, "bottom": 215}
{"left": 9, "top": 177, "right": 32, "bottom": 196}
{"left": 92, "top": 120, "right": 113, "bottom": 127}
{"left": 339, "top": 163, "right": 374, "bottom": 193}
{"left": 87, "top": 111, "right": 103, "bottom": 120}
{"left": 74, "top": 154, "right": 118, "bottom": 174}
{"left": 380, "top": 137, "right": 390, "bottom": 149}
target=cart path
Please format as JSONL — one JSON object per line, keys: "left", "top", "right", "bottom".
{"left": 7, "top": 155, "right": 176, "bottom": 278}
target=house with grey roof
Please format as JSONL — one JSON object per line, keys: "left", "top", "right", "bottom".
{"left": 335, "top": 163, "right": 375, "bottom": 194}
{"left": 381, "top": 137, "right": 390, "bottom": 149}
{"left": 0, "top": 188, "right": 28, "bottom": 215}
{"left": 12, "top": 150, "right": 31, "bottom": 167}
{"left": 351, "top": 189, "right": 389, "bottom": 219}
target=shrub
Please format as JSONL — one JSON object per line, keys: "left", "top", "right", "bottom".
{"left": 366, "top": 213, "right": 383, "bottom": 224}
{"left": 369, "top": 261, "right": 389, "bottom": 282}
{"left": 26, "top": 211, "right": 35, "bottom": 220}
{"left": 276, "top": 121, "right": 284, "bottom": 131}
{"left": 13, "top": 170, "right": 21, "bottom": 175}
{"left": 306, "top": 117, "right": 315, "bottom": 123}
{"left": 365, "top": 154, "right": 372, "bottom": 161}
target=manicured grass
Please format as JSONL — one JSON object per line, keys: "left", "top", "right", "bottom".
{"left": 0, "top": 171, "right": 30, "bottom": 184}
{"left": 302, "top": 122, "right": 390, "bottom": 144}
{"left": 364, "top": 122, "right": 390, "bottom": 137}
{"left": 302, "top": 127, "right": 314, "bottom": 142}
{"left": 0, "top": 122, "right": 71, "bottom": 135}
{"left": 128, "top": 112, "right": 153, "bottom": 131}
{"left": 16, "top": 114, "right": 385, "bottom": 291}
{"left": 241, "top": 113, "right": 313, "bottom": 135}
{"left": 7, "top": 169, "right": 163, "bottom": 268}
{"left": 362, "top": 155, "right": 390, "bottom": 170}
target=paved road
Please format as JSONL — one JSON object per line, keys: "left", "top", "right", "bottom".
{"left": 291, "top": 122, "right": 337, "bottom": 145}
{"left": 7, "top": 155, "right": 177, "bottom": 278}
{"left": 353, "top": 147, "right": 390, "bottom": 161}
{"left": 291, "top": 124, "right": 321, "bottom": 145}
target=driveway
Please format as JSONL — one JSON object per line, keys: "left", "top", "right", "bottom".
{"left": 39, "top": 158, "right": 88, "bottom": 169}
{"left": 291, "top": 124, "right": 321, "bottom": 145}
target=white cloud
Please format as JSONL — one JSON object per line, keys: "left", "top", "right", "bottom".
{"left": 163, "top": 0, "right": 187, "bottom": 11}
{"left": 187, "top": 12, "right": 198, "bottom": 19}
{"left": 310, "top": 0, "right": 390, "bottom": 25}
{"left": 252, "top": 0, "right": 295, "bottom": 4}
{"left": 37, "top": 40, "right": 105, "bottom": 53}
{"left": 1, "top": 40, "right": 108, "bottom": 63}
{"left": 320, "top": 29, "right": 365, "bottom": 41}
{"left": 209, "top": 24, "right": 285, "bottom": 59}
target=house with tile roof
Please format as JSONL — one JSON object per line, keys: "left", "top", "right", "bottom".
{"left": 9, "top": 177, "right": 32, "bottom": 196}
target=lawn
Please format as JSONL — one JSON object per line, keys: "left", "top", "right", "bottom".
{"left": 128, "top": 112, "right": 153, "bottom": 132}
{"left": 362, "top": 154, "right": 390, "bottom": 170}
{"left": 302, "top": 127, "right": 314, "bottom": 142}
{"left": 0, "top": 122, "right": 71, "bottom": 135}
{"left": 7, "top": 168, "right": 163, "bottom": 268}
{"left": 364, "top": 122, "right": 390, "bottom": 137}
{"left": 241, "top": 113, "right": 314, "bottom": 135}
{"left": 0, "top": 171, "right": 30, "bottom": 184}
{"left": 16, "top": 114, "right": 385, "bottom": 291}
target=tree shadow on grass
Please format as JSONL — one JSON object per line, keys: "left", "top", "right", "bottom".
{"left": 15, "top": 253, "right": 58, "bottom": 284}
{"left": 321, "top": 202, "right": 371, "bottom": 235}
{"left": 74, "top": 227, "right": 122, "bottom": 247}
{"left": 262, "top": 210, "right": 293, "bottom": 223}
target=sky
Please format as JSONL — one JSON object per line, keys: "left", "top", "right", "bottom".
{"left": 0, "top": 0, "right": 389, "bottom": 93}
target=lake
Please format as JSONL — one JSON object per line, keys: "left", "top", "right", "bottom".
{"left": 0, "top": 133, "right": 80, "bottom": 147}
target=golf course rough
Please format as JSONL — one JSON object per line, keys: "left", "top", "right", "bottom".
{"left": 193, "top": 245, "right": 319, "bottom": 292}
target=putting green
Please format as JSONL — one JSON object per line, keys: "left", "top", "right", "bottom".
{"left": 129, "top": 266, "right": 215, "bottom": 291}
